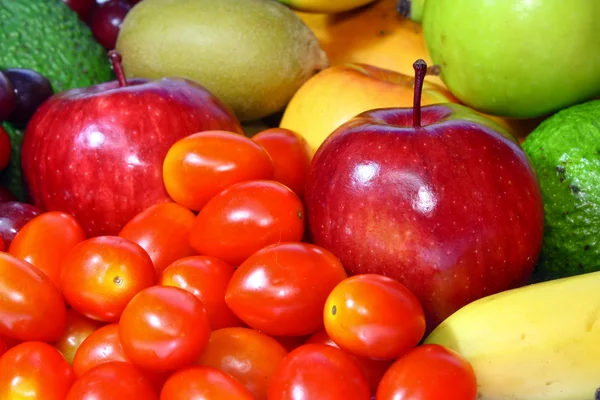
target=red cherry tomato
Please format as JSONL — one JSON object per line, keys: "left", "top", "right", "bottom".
{"left": 272, "top": 335, "right": 309, "bottom": 353}
{"left": 376, "top": 344, "right": 477, "bottom": 400}
{"left": 60, "top": 236, "right": 156, "bottom": 322}
{"left": 0, "top": 337, "right": 6, "bottom": 358}
{"left": 119, "top": 202, "right": 197, "bottom": 277}
{"left": 306, "top": 329, "right": 393, "bottom": 394}
{"left": 163, "top": 130, "right": 274, "bottom": 211}
{"left": 0, "top": 126, "right": 11, "bottom": 172}
{"left": 72, "top": 323, "right": 128, "bottom": 378}
{"left": 119, "top": 285, "right": 211, "bottom": 372}
{"left": 324, "top": 274, "right": 426, "bottom": 360}
{"left": 159, "top": 255, "right": 243, "bottom": 330}
{"left": 252, "top": 128, "right": 313, "bottom": 197}
{"left": 196, "top": 327, "right": 288, "bottom": 400}
{"left": 0, "top": 252, "right": 67, "bottom": 341}
{"left": 66, "top": 361, "right": 158, "bottom": 400}
{"left": 71, "top": 323, "right": 168, "bottom": 391}
{"left": 53, "top": 309, "right": 104, "bottom": 365}
{"left": 189, "top": 180, "right": 305, "bottom": 266}
{"left": 161, "top": 365, "right": 254, "bottom": 400}
{"left": 268, "top": 343, "right": 371, "bottom": 400}
{"left": 9, "top": 211, "right": 86, "bottom": 288}
{"left": 226, "top": 242, "right": 347, "bottom": 336}
{"left": 0, "top": 341, "right": 75, "bottom": 399}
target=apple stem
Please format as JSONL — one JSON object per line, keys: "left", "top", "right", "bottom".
{"left": 108, "top": 50, "right": 128, "bottom": 88}
{"left": 412, "top": 59, "right": 427, "bottom": 128}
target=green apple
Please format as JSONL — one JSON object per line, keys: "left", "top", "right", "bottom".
{"left": 422, "top": 0, "right": 600, "bottom": 118}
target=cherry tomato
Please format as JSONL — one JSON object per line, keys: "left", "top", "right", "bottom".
{"left": 0, "top": 337, "right": 7, "bottom": 358}
{"left": 53, "top": 309, "right": 104, "bottom": 365}
{"left": 196, "top": 327, "right": 288, "bottom": 400}
{"left": 9, "top": 210, "right": 86, "bottom": 288}
{"left": 159, "top": 255, "right": 243, "bottom": 330}
{"left": 324, "top": 274, "right": 426, "bottom": 360}
{"left": 0, "top": 341, "right": 75, "bottom": 399}
{"left": 72, "top": 323, "right": 128, "bottom": 377}
{"left": 306, "top": 329, "right": 393, "bottom": 394}
{"left": 0, "top": 126, "right": 11, "bottom": 172}
{"left": 161, "top": 365, "right": 254, "bottom": 400}
{"left": 119, "top": 285, "right": 211, "bottom": 372}
{"left": 71, "top": 323, "right": 168, "bottom": 391}
{"left": 60, "top": 236, "right": 156, "bottom": 322}
{"left": 0, "top": 252, "right": 67, "bottom": 341}
{"left": 252, "top": 128, "right": 313, "bottom": 197}
{"left": 163, "top": 130, "right": 274, "bottom": 211}
{"left": 272, "top": 335, "right": 309, "bottom": 353}
{"left": 225, "top": 242, "right": 347, "bottom": 336}
{"left": 268, "top": 343, "right": 370, "bottom": 400}
{"left": 119, "top": 202, "right": 197, "bottom": 277}
{"left": 189, "top": 180, "right": 305, "bottom": 266}
{"left": 66, "top": 361, "right": 158, "bottom": 400}
{"left": 376, "top": 344, "right": 477, "bottom": 400}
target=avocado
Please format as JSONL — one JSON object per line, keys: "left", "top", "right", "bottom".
{"left": 0, "top": 0, "right": 114, "bottom": 200}
{"left": 522, "top": 100, "right": 600, "bottom": 281}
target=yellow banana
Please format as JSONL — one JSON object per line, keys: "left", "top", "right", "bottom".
{"left": 276, "top": 0, "right": 377, "bottom": 14}
{"left": 424, "top": 271, "right": 600, "bottom": 400}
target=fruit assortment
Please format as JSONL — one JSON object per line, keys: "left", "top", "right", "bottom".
{"left": 0, "top": 0, "right": 599, "bottom": 399}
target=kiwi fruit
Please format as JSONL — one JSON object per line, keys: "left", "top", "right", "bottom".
{"left": 116, "top": 0, "right": 329, "bottom": 121}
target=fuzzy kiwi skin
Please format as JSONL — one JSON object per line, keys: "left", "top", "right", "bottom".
{"left": 116, "top": 0, "right": 329, "bottom": 122}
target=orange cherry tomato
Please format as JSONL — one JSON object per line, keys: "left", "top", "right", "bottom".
{"left": 119, "top": 285, "right": 211, "bottom": 372}
{"left": 0, "top": 126, "right": 11, "bottom": 172}
{"left": 72, "top": 323, "right": 128, "bottom": 378}
{"left": 161, "top": 365, "right": 254, "bottom": 400}
{"left": 324, "top": 274, "right": 426, "bottom": 360}
{"left": 196, "top": 327, "right": 288, "bottom": 400}
{"left": 0, "top": 341, "right": 75, "bottom": 400}
{"left": 306, "top": 329, "right": 393, "bottom": 394}
{"left": 376, "top": 344, "right": 477, "bottom": 400}
{"left": 53, "top": 309, "right": 104, "bottom": 365}
{"left": 163, "top": 130, "right": 274, "bottom": 211}
{"left": 268, "top": 343, "right": 371, "bottom": 400}
{"left": 252, "top": 128, "right": 313, "bottom": 197}
{"left": 225, "top": 242, "right": 347, "bottom": 336}
{"left": 119, "top": 202, "right": 197, "bottom": 277}
{"left": 60, "top": 236, "right": 156, "bottom": 322}
{"left": 189, "top": 180, "right": 305, "bottom": 266}
{"left": 9, "top": 210, "right": 86, "bottom": 288}
{"left": 66, "top": 361, "right": 158, "bottom": 400}
{"left": 0, "top": 252, "right": 67, "bottom": 342}
{"left": 159, "top": 255, "right": 243, "bottom": 330}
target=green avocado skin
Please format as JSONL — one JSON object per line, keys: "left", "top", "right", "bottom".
{"left": 0, "top": 0, "right": 114, "bottom": 200}
{"left": 522, "top": 100, "right": 600, "bottom": 281}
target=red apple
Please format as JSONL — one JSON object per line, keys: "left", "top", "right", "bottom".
{"left": 21, "top": 51, "right": 243, "bottom": 237}
{"left": 304, "top": 60, "right": 544, "bottom": 331}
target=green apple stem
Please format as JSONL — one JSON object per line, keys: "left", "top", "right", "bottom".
{"left": 108, "top": 50, "right": 128, "bottom": 87}
{"left": 413, "top": 59, "right": 427, "bottom": 128}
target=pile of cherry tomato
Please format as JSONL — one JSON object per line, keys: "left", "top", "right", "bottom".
{"left": 0, "top": 128, "right": 477, "bottom": 399}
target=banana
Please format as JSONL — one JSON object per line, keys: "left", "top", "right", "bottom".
{"left": 424, "top": 271, "right": 600, "bottom": 400}
{"left": 276, "top": 0, "right": 377, "bottom": 14}
{"left": 397, "top": 0, "right": 425, "bottom": 23}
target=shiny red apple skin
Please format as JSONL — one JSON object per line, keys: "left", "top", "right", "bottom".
{"left": 305, "top": 104, "right": 544, "bottom": 331}
{"left": 21, "top": 78, "right": 243, "bottom": 237}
